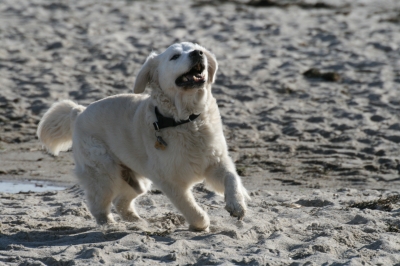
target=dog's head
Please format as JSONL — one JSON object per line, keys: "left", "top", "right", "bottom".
{"left": 133, "top": 42, "right": 218, "bottom": 95}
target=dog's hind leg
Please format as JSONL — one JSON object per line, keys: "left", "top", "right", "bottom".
{"left": 75, "top": 164, "right": 116, "bottom": 225}
{"left": 113, "top": 191, "right": 139, "bottom": 222}
{"left": 159, "top": 182, "right": 210, "bottom": 231}
{"left": 113, "top": 165, "right": 150, "bottom": 222}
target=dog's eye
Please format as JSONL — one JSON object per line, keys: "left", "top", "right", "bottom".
{"left": 170, "top": 54, "right": 180, "bottom": 61}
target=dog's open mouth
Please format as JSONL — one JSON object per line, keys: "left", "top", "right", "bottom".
{"left": 175, "top": 62, "right": 206, "bottom": 88}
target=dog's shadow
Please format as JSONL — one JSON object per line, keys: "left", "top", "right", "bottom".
{"left": 0, "top": 227, "right": 128, "bottom": 249}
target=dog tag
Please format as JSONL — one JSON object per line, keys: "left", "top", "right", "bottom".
{"left": 155, "top": 136, "right": 167, "bottom": 150}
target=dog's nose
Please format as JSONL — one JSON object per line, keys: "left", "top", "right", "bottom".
{"left": 189, "top": 50, "right": 203, "bottom": 59}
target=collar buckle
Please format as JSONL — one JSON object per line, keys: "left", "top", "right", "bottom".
{"left": 153, "top": 122, "right": 160, "bottom": 131}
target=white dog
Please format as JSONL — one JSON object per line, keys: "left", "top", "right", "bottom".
{"left": 37, "top": 42, "right": 249, "bottom": 231}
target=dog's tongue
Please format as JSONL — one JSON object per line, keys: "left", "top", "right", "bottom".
{"left": 182, "top": 73, "right": 204, "bottom": 83}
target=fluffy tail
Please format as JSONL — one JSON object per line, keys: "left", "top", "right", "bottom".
{"left": 37, "top": 100, "right": 85, "bottom": 156}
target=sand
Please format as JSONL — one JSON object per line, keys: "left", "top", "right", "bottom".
{"left": 1, "top": 0, "right": 400, "bottom": 265}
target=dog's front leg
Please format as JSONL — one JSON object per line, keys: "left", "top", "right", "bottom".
{"left": 224, "top": 171, "right": 248, "bottom": 220}
{"left": 205, "top": 159, "right": 249, "bottom": 220}
{"left": 159, "top": 181, "right": 210, "bottom": 231}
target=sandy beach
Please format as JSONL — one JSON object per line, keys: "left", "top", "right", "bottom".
{"left": 1, "top": 0, "right": 400, "bottom": 265}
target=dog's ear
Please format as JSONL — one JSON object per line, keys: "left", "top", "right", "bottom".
{"left": 133, "top": 52, "right": 158, "bottom": 94}
{"left": 203, "top": 49, "right": 218, "bottom": 84}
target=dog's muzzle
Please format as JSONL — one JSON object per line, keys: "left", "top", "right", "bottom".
{"left": 175, "top": 50, "right": 206, "bottom": 88}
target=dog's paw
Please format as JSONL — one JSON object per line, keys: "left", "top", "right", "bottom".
{"left": 95, "top": 213, "right": 115, "bottom": 225}
{"left": 188, "top": 213, "right": 210, "bottom": 232}
{"left": 189, "top": 224, "right": 210, "bottom": 232}
{"left": 120, "top": 211, "right": 142, "bottom": 223}
{"left": 225, "top": 199, "right": 246, "bottom": 220}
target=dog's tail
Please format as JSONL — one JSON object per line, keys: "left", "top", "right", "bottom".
{"left": 37, "top": 100, "right": 85, "bottom": 156}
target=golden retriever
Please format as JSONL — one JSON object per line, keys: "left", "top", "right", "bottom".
{"left": 37, "top": 42, "right": 249, "bottom": 231}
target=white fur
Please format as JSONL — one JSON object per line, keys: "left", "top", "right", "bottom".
{"left": 37, "top": 100, "right": 85, "bottom": 156}
{"left": 37, "top": 42, "right": 249, "bottom": 231}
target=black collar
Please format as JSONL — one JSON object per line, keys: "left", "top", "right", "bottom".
{"left": 153, "top": 107, "right": 200, "bottom": 131}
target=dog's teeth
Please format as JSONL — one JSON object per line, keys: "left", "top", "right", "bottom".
{"left": 182, "top": 76, "right": 188, "bottom": 82}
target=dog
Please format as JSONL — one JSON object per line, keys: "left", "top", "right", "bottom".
{"left": 37, "top": 42, "right": 249, "bottom": 231}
